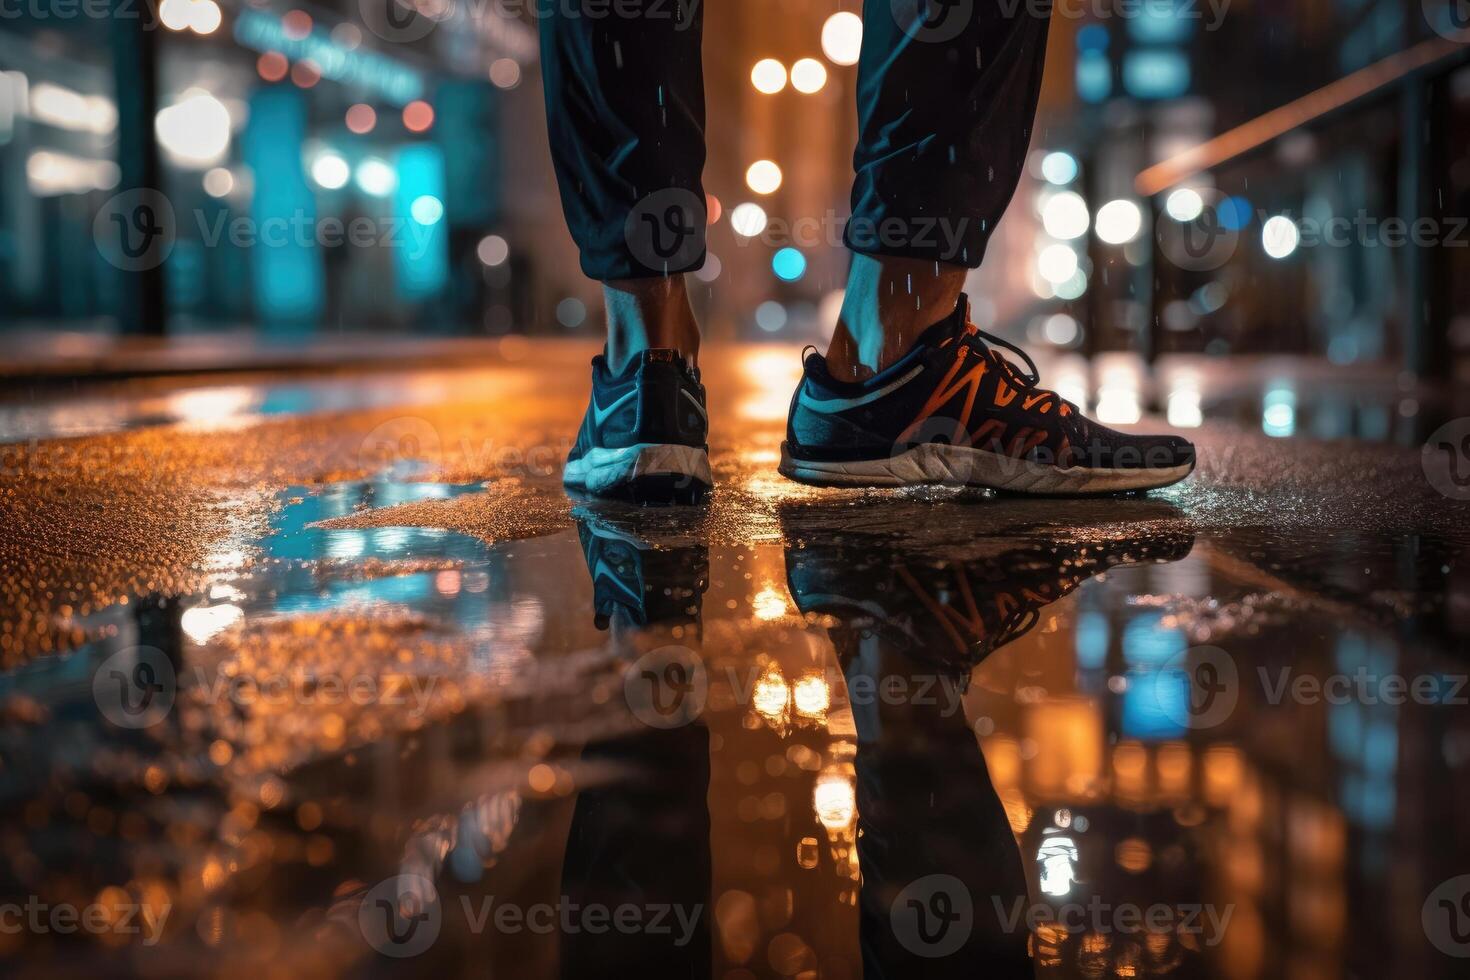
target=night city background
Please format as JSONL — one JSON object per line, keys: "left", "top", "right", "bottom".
{"left": 2, "top": 2, "right": 1470, "bottom": 979}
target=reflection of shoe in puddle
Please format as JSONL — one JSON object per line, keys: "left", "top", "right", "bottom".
{"left": 783, "top": 516, "right": 1194, "bottom": 671}
{"left": 574, "top": 509, "right": 708, "bottom": 630}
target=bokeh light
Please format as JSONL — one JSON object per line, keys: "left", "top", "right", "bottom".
{"left": 345, "top": 104, "right": 377, "bottom": 135}
{"left": 310, "top": 152, "right": 350, "bottom": 190}
{"left": 751, "top": 59, "right": 787, "bottom": 94}
{"left": 1165, "top": 187, "right": 1204, "bottom": 222}
{"left": 772, "top": 247, "right": 806, "bottom": 282}
{"left": 1262, "top": 215, "right": 1300, "bottom": 258}
{"left": 355, "top": 157, "right": 397, "bottom": 196}
{"left": 410, "top": 194, "right": 445, "bottom": 225}
{"left": 1037, "top": 243, "right": 1080, "bottom": 284}
{"left": 730, "top": 203, "right": 768, "bottom": 237}
{"left": 1041, "top": 151, "right": 1079, "bottom": 185}
{"left": 1041, "top": 190, "right": 1089, "bottom": 240}
{"left": 821, "top": 12, "right": 863, "bottom": 66}
{"left": 745, "top": 159, "right": 782, "bottom": 194}
{"left": 477, "top": 235, "right": 509, "bottom": 267}
{"left": 1095, "top": 199, "right": 1142, "bottom": 244}
{"left": 791, "top": 58, "right": 828, "bottom": 94}
{"left": 489, "top": 59, "right": 522, "bottom": 90}
{"left": 256, "top": 52, "right": 288, "bottom": 83}
{"left": 403, "top": 100, "right": 434, "bottom": 133}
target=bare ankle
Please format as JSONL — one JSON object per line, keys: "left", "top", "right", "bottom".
{"left": 603, "top": 275, "right": 700, "bottom": 373}
{"left": 824, "top": 254, "right": 967, "bottom": 381}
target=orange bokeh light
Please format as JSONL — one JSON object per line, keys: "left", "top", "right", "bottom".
{"left": 345, "top": 104, "right": 377, "bottom": 135}
{"left": 281, "top": 10, "right": 312, "bottom": 40}
{"left": 706, "top": 193, "right": 722, "bottom": 225}
{"left": 290, "top": 60, "right": 321, "bottom": 89}
{"left": 257, "top": 52, "right": 288, "bottom": 83}
{"left": 402, "top": 100, "right": 434, "bottom": 133}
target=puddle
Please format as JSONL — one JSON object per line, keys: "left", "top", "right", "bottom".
{"left": 1, "top": 471, "right": 1465, "bottom": 976}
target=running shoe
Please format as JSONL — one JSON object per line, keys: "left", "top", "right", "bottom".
{"left": 574, "top": 509, "right": 709, "bottom": 630}
{"left": 782, "top": 514, "right": 1195, "bottom": 670}
{"left": 564, "top": 348, "right": 712, "bottom": 503}
{"left": 780, "top": 295, "right": 1195, "bottom": 494}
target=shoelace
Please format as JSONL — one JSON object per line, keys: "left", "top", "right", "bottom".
{"left": 959, "top": 322, "right": 1064, "bottom": 412}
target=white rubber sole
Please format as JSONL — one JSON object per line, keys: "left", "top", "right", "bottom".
{"left": 779, "top": 442, "right": 1193, "bottom": 495}
{"left": 563, "top": 443, "right": 712, "bottom": 495}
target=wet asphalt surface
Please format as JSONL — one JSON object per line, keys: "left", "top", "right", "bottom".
{"left": 1, "top": 341, "right": 1468, "bottom": 978}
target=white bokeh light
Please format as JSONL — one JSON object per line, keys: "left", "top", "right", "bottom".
{"left": 1262, "top": 215, "right": 1300, "bottom": 259}
{"left": 1041, "top": 190, "right": 1089, "bottom": 240}
{"left": 730, "top": 202, "right": 768, "bottom": 237}
{"left": 821, "top": 12, "right": 863, "bottom": 66}
{"left": 1095, "top": 199, "right": 1143, "bottom": 245}
{"left": 750, "top": 58, "right": 787, "bottom": 94}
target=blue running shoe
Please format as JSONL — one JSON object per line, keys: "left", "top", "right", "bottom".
{"left": 564, "top": 348, "right": 712, "bottom": 503}
{"left": 780, "top": 295, "right": 1195, "bottom": 494}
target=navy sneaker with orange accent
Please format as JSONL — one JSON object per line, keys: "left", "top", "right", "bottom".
{"left": 780, "top": 295, "right": 1195, "bottom": 494}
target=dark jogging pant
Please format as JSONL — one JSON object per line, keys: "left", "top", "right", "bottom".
{"left": 538, "top": 0, "right": 1052, "bottom": 281}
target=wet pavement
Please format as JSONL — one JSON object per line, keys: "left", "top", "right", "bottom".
{"left": 1, "top": 342, "right": 1468, "bottom": 978}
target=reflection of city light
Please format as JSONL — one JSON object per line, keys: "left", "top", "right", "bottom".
{"left": 477, "top": 234, "right": 509, "bottom": 266}
{"left": 1041, "top": 150, "right": 1079, "bottom": 185}
{"left": 753, "top": 664, "right": 789, "bottom": 723}
{"left": 821, "top": 12, "right": 863, "bottom": 65}
{"left": 750, "top": 58, "right": 786, "bottom": 94}
{"left": 1262, "top": 385, "right": 1295, "bottom": 437}
{"left": 745, "top": 159, "right": 781, "bottom": 194}
{"left": 181, "top": 604, "right": 243, "bottom": 645}
{"left": 1165, "top": 187, "right": 1204, "bottom": 222}
{"left": 1041, "top": 190, "right": 1089, "bottom": 240}
{"left": 345, "top": 103, "right": 377, "bottom": 134}
{"left": 790, "top": 58, "right": 827, "bottom": 93}
{"left": 792, "top": 671, "right": 830, "bottom": 718}
{"left": 1037, "top": 244, "right": 1079, "bottom": 285}
{"left": 203, "top": 167, "right": 234, "bottom": 198}
{"left": 403, "top": 100, "right": 434, "bottom": 133}
{"left": 753, "top": 586, "right": 788, "bottom": 620}
{"left": 355, "top": 157, "right": 396, "bottom": 196}
{"left": 410, "top": 194, "right": 444, "bottom": 225}
{"left": 310, "top": 151, "right": 350, "bottom": 190}
{"left": 814, "top": 768, "right": 856, "bottom": 831}
{"left": 1096, "top": 364, "right": 1142, "bottom": 424}
{"left": 1095, "top": 199, "right": 1142, "bottom": 244}
{"left": 1037, "top": 834, "right": 1079, "bottom": 896}
{"left": 1166, "top": 387, "right": 1203, "bottom": 428}
{"left": 1261, "top": 215, "right": 1300, "bottom": 259}
{"left": 730, "top": 202, "right": 767, "bottom": 237}
{"left": 155, "top": 91, "right": 232, "bottom": 168}
{"left": 489, "top": 58, "right": 521, "bottom": 90}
